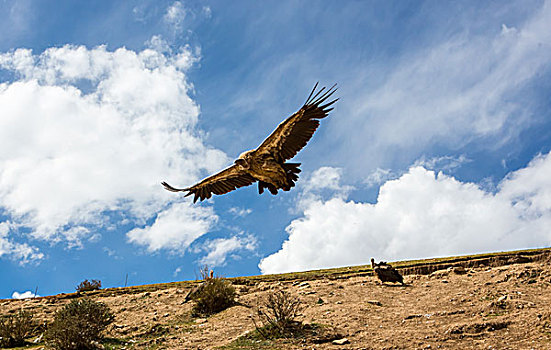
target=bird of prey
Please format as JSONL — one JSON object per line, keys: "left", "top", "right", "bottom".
{"left": 371, "top": 258, "right": 404, "bottom": 285}
{"left": 162, "top": 83, "right": 338, "bottom": 203}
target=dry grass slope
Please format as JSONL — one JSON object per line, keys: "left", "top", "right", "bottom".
{"left": 1, "top": 247, "right": 550, "bottom": 349}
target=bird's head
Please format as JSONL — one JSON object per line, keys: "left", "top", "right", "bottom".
{"left": 235, "top": 158, "right": 249, "bottom": 169}
{"left": 370, "top": 258, "right": 375, "bottom": 267}
{"left": 238, "top": 150, "right": 254, "bottom": 159}
{"left": 235, "top": 150, "right": 253, "bottom": 169}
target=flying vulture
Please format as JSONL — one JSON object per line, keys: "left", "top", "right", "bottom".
{"left": 371, "top": 258, "right": 404, "bottom": 285}
{"left": 162, "top": 83, "right": 338, "bottom": 202}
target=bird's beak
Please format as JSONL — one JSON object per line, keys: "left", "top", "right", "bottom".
{"left": 235, "top": 158, "right": 249, "bottom": 169}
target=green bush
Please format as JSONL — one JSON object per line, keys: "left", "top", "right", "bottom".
{"left": 45, "top": 298, "right": 114, "bottom": 350}
{"left": 0, "top": 310, "right": 35, "bottom": 348}
{"left": 75, "top": 279, "right": 102, "bottom": 292}
{"left": 190, "top": 269, "right": 236, "bottom": 316}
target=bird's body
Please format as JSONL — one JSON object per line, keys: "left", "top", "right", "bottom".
{"left": 240, "top": 152, "right": 289, "bottom": 188}
{"left": 371, "top": 258, "right": 404, "bottom": 285}
{"left": 162, "top": 83, "right": 338, "bottom": 202}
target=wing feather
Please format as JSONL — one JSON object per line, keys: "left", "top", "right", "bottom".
{"left": 256, "top": 83, "right": 338, "bottom": 162}
{"left": 162, "top": 165, "right": 257, "bottom": 203}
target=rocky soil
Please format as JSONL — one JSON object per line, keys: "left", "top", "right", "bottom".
{"left": 2, "top": 248, "right": 550, "bottom": 349}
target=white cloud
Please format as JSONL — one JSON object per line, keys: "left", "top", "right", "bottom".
{"left": 127, "top": 202, "right": 217, "bottom": 253}
{"left": 202, "top": 6, "right": 212, "bottom": 19}
{"left": 0, "top": 0, "right": 33, "bottom": 42}
{"left": 0, "top": 43, "right": 228, "bottom": 257}
{"left": 102, "top": 247, "right": 118, "bottom": 258}
{"left": 259, "top": 152, "right": 551, "bottom": 274}
{"left": 413, "top": 155, "right": 471, "bottom": 173}
{"left": 338, "top": 2, "right": 551, "bottom": 175}
{"left": 145, "top": 35, "right": 172, "bottom": 54}
{"left": 365, "top": 168, "right": 395, "bottom": 188}
{"left": 0, "top": 222, "right": 43, "bottom": 264}
{"left": 173, "top": 266, "right": 182, "bottom": 277}
{"left": 296, "top": 167, "right": 352, "bottom": 212}
{"left": 303, "top": 167, "right": 348, "bottom": 193}
{"left": 229, "top": 207, "right": 252, "bottom": 217}
{"left": 501, "top": 23, "right": 517, "bottom": 35}
{"left": 12, "top": 290, "right": 39, "bottom": 299}
{"left": 197, "top": 234, "right": 257, "bottom": 268}
{"left": 498, "top": 152, "right": 551, "bottom": 215}
{"left": 164, "top": 1, "right": 187, "bottom": 32}
{"left": 132, "top": 5, "right": 148, "bottom": 23}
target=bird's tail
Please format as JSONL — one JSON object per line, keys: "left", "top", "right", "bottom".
{"left": 284, "top": 163, "right": 300, "bottom": 190}
{"left": 258, "top": 163, "right": 302, "bottom": 195}
{"left": 282, "top": 162, "right": 302, "bottom": 192}
{"left": 258, "top": 181, "right": 278, "bottom": 195}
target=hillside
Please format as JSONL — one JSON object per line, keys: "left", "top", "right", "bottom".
{"left": 2, "top": 248, "right": 551, "bottom": 349}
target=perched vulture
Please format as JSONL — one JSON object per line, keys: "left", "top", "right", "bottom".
{"left": 371, "top": 258, "right": 404, "bottom": 285}
{"left": 162, "top": 83, "right": 338, "bottom": 202}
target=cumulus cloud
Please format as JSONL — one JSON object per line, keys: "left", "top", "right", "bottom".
{"left": 197, "top": 234, "right": 257, "bottom": 268}
{"left": 127, "top": 202, "right": 217, "bottom": 253}
{"left": 296, "top": 167, "right": 352, "bottom": 212}
{"left": 338, "top": 2, "right": 551, "bottom": 175}
{"left": 365, "top": 156, "right": 469, "bottom": 189}
{"left": 365, "top": 168, "right": 396, "bottom": 188}
{"left": 259, "top": 152, "right": 551, "bottom": 274}
{"left": 498, "top": 153, "right": 551, "bottom": 215}
{"left": 0, "top": 43, "right": 228, "bottom": 257}
{"left": 303, "top": 167, "right": 349, "bottom": 193}
{"left": 12, "top": 290, "right": 39, "bottom": 299}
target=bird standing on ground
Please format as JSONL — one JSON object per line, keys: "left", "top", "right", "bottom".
{"left": 162, "top": 83, "right": 338, "bottom": 203}
{"left": 371, "top": 258, "right": 404, "bottom": 285}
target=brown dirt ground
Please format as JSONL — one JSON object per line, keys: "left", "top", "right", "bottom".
{"left": 2, "top": 248, "right": 551, "bottom": 350}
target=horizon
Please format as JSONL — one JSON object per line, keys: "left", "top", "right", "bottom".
{"left": 5, "top": 246, "right": 549, "bottom": 300}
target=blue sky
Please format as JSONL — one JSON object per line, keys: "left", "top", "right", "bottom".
{"left": 1, "top": 0, "right": 551, "bottom": 299}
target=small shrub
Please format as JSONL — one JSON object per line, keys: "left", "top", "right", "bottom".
{"left": 45, "top": 298, "right": 114, "bottom": 350}
{"left": 0, "top": 310, "right": 35, "bottom": 348}
{"left": 76, "top": 279, "right": 102, "bottom": 292}
{"left": 253, "top": 290, "right": 304, "bottom": 339}
{"left": 190, "top": 268, "right": 236, "bottom": 316}
{"left": 196, "top": 265, "right": 213, "bottom": 280}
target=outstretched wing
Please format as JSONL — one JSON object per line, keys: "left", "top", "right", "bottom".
{"left": 256, "top": 83, "right": 338, "bottom": 162}
{"left": 162, "top": 165, "right": 257, "bottom": 203}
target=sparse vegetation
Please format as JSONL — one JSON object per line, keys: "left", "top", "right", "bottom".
{"left": 45, "top": 298, "right": 114, "bottom": 350}
{"left": 0, "top": 248, "right": 549, "bottom": 349}
{"left": 228, "top": 322, "right": 342, "bottom": 348}
{"left": 246, "top": 289, "right": 342, "bottom": 344}
{"left": 190, "top": 267, "right": 237, "bottom": 316}
{"left": 220, "top": 334, "right": 276, "bottom": 349}
{"left": 0, "top": 310, "right": 35, "bottom": 348}
{"left": 253, "top": 290, "right": 304, "bottom": 339}
{"left": 76, "top": 279, "right": 102, "bottom": 292}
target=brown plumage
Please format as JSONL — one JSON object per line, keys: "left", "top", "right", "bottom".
{"left": 371, "top": 258, "right": 404, "bottom": 285}
{"left": 162, "top": 83, "right": 338, "bottom": 202}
